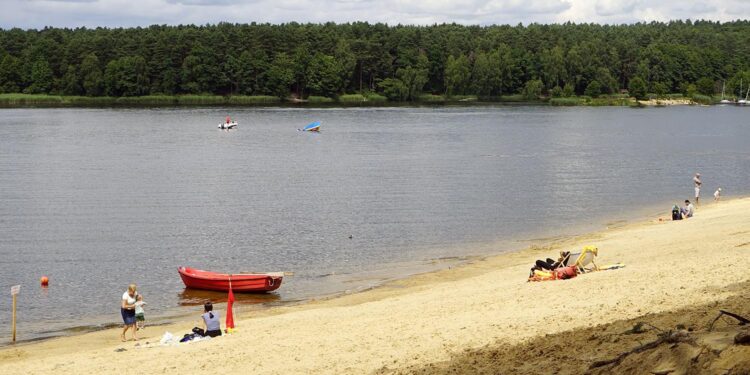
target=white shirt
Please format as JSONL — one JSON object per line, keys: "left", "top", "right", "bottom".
{"left": 714, "top": 190, "right": 720, "bottom": 198}
{"left": 122, "top": 291, "right": 136, "bottom": 306}
{"left": 134, "top": 301, "right": 145, "bottom": 315}
{"left": 685, "top": 203, "right": 695, "bottom": 217}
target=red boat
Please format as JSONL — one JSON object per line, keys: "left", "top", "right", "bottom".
{"left": 178, "top": 267, "right": 283, "bottom": 293}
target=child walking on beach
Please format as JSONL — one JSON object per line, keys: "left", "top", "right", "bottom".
{"left": 135, "top": 294, "right": 147, "bottom": 330}
{"left": 714, "top": 187, "right": 722, "bottom": 202}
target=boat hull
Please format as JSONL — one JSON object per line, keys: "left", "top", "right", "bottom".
{"left": 178, "top": 267, "right": 282, "bottom": 293}
{"left": 302, "top": 121, "right": 320, "bottom": 132}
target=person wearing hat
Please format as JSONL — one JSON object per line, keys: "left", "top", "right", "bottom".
{"left": 693, "top": 173, "right": 702, "bottom": 205}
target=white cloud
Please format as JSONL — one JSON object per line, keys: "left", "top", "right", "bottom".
{"left": 0, "top": 0, "right": 747, "bottom": 28}
{"left": 595, "top": 0, "right": 638, "bottom": 17}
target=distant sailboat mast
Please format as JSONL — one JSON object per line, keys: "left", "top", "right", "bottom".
{"left": 720, "top": 81, "right": 730, "bottom": 104}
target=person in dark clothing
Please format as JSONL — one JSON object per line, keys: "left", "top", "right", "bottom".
{"left": 529, "top": 251, "right": 571, "bottom": 277}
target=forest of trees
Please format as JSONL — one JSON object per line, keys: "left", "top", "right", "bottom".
{"left": 1, "top": 20, "right": 750, "bottom": 101}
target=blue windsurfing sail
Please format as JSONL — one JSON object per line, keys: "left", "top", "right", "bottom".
{"left": 303, "top": 121, "right": 321, "bottom": 132}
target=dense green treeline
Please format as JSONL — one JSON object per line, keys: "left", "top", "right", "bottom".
{"left": 1, "top": 21, "right": 750, "bottom": 101}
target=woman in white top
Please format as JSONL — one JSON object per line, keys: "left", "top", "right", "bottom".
{"left": 121, "top": 284, "right": 138, "bottom": 341}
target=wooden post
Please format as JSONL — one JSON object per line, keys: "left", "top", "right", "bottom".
{"left": 10, "top": 285, "right": 19, "bottom": 344}
{"left": 11, "top": 294, "right": 16, "bottom": 343}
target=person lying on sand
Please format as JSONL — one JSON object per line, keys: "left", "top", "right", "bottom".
{"left": 529, "top": 251, "right": 571, "bottom": 277}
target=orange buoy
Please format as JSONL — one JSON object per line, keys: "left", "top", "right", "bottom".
{"left": 40, "top": 276, "right": 49, "bottom": 287}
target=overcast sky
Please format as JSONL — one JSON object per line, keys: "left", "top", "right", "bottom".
{"left": 2, "top": 0, "right": 749, "bottom": 29}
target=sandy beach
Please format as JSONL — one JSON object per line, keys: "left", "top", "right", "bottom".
{"left": 1, "top": 197, "right": 749, "bottom": 374}
{"left": 638, "top": 98, "right": 699, "bottom": 106}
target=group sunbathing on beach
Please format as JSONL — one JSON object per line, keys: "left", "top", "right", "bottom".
{"left": 528, "top": 245, "right": 598, "bottom": 281}
{"left": 528, "top": 245, "right": 626, "bottom": 282}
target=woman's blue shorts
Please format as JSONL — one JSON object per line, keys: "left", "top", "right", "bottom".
{"left": 121, "top": 308, "right": 136, "bottom": 325}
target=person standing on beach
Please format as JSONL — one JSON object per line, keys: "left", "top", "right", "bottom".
{"left": 693, "top": 173, "right": 702, "bottom": 205}
{"left": 121, "top": 284, "right": 139, "bottom": 341}
{"left": 714, "top": 187, "right": 722, "bottom": 202}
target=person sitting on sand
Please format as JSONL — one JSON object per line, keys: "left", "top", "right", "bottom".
{"left": 529, "top": 251, "right": 570, "bottom": 277}
{"left": 120, "top": 284, "right": 139, "bottom": 341}
{"left": 671, "top": 204, "right": 682, "bottom": 220}
{"left": 681, "top": 200, "right": 694, "bottom": 219}
{"left": 200, "top": 302, "right": 222, "bottom": 338}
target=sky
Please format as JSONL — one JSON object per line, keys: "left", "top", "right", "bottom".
{"left": 1, "top": 0, "right": 749, "bottom": 29}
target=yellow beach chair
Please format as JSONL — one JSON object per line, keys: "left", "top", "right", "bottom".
{"left": 568, "top": 246, "right": 599, "bottom": 273}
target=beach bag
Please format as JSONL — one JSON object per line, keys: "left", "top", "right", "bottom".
{"left": 180, "top": 333, "right": 197, "bottom": 343}
{"left": 192, "top": 327, "right": 205, "bottom": 336}
{"left": 555, "top": 266, "right": 578, "bottom": 280}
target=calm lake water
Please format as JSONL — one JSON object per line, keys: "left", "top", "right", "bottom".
{"left": 1, "top": 105, "right": 749, "bottom": 343}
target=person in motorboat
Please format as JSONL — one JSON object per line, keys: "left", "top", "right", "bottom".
{"left": 219, "top": 116, "right": 237, "bottom": 129}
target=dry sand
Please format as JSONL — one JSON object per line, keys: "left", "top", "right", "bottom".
{"left": 1, "top": 198, "right": 749, "bottom": 374}
{"left": 398, "top": 280, "right": 750, "bottom": 375}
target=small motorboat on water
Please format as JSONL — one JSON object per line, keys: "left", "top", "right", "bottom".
{"left": 178, "top": 266, "right": 283, "bottom": 292}
{"left": 218, "top": 121, "right": 238, "bottom": 129}
{"left": 300, "top": 121, "right": 321, "bottom": 132}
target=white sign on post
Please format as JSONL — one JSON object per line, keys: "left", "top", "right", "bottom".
{"left": 10, "top": 285, "right": 20, "bottom": 295}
